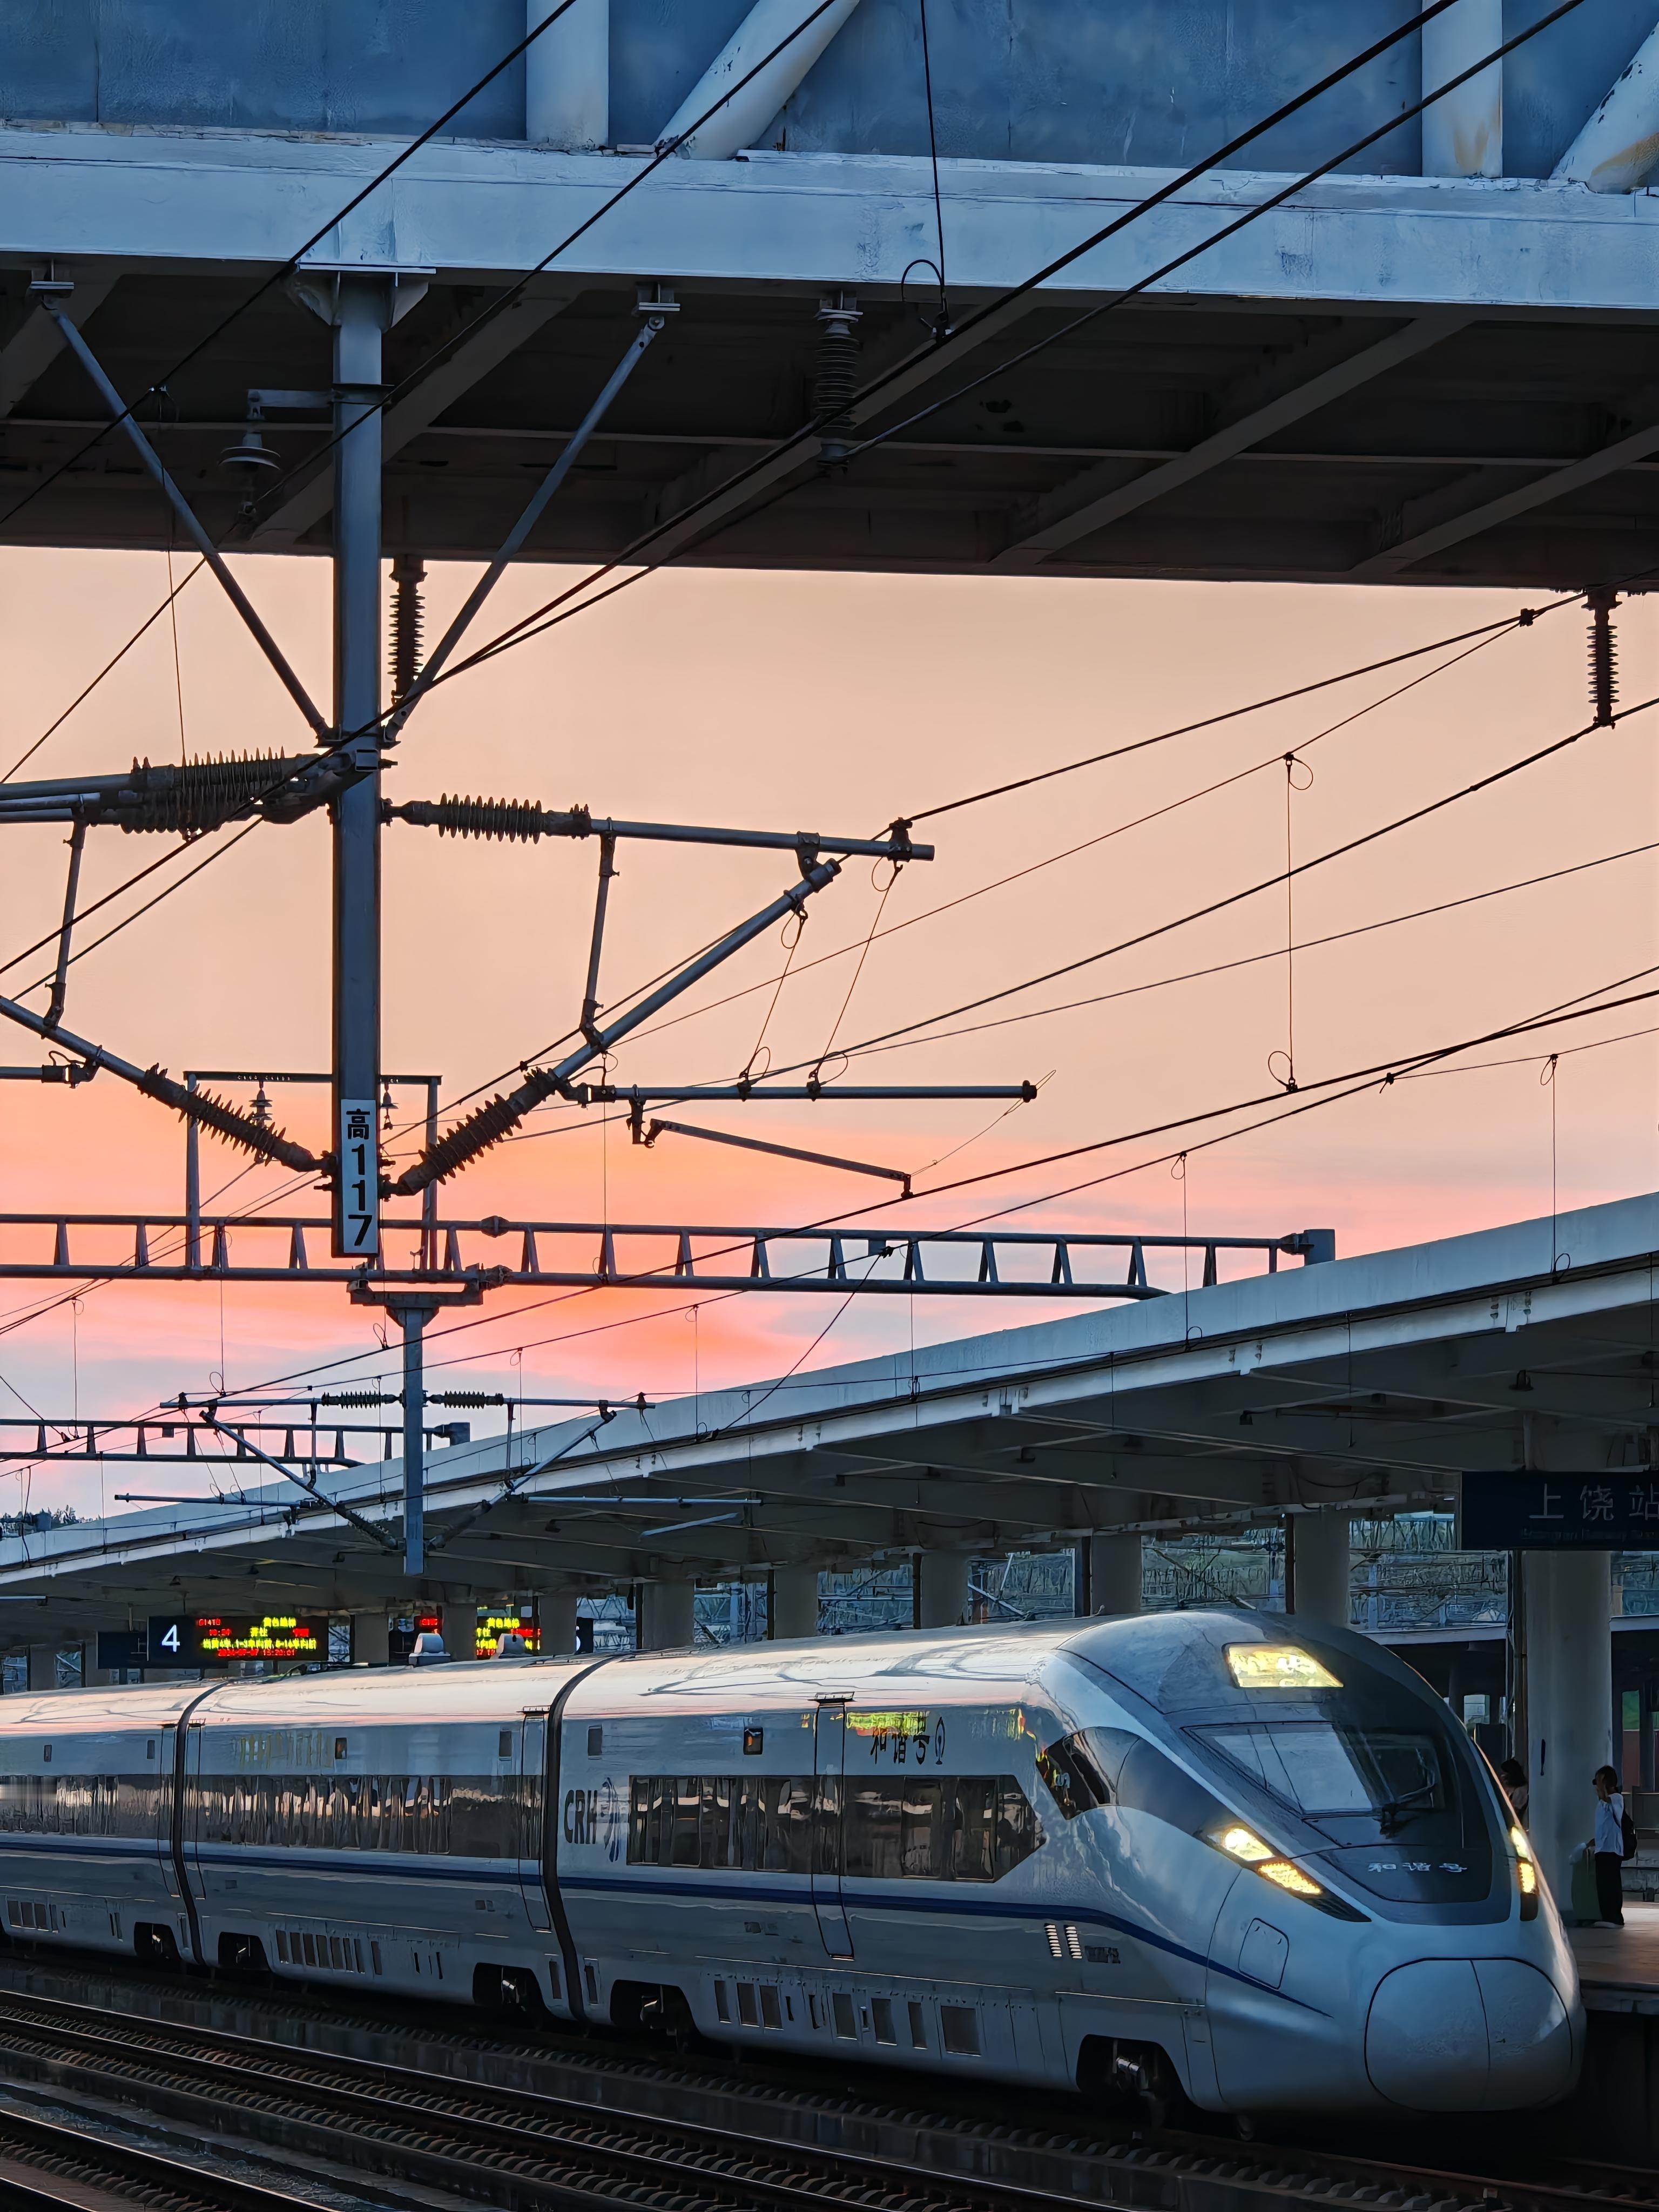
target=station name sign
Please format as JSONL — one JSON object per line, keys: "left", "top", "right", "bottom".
{"left": 1462, "top": 1472, "right": 1659, "bottom": 1549}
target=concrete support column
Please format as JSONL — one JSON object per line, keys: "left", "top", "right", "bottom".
{"left": 1522, "top": 1549, "right": 1613, "bottom": 1909}
{"left": 1082, "top": 1533, "right": 1143, "bottom": 1616}
{"left": 640, "top": 1580, "right": 696, "bottom": 1650}
{"left": 916, "top": 1552, "right": 972, "bottom": 1630}
{"left": 771, "top": 1566, "right": 820, "bottom": 1641}
{"left": 527, "top": 0, "right": 608, "bottom": 149}
{"left": 539, "top": 1589, "right": 580, "bottom": 1656}
{"left": 352, "top": 1611, "right": 389, "bottom": 1666}
{"left": 1290, "top": 1512, "right": 1351, "bottom": 1628}
{"left": 1421, "top": 0, "right": 1502, "bottom": 178}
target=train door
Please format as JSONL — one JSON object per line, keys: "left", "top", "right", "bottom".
{"left": 183, "top": 1720, "right": 208, "bottom": 1913}
{"left": 518, "top": 1712, "right": 554, "bottom": 1933}
{"left": 157, "top": 1723, "right": 183, "bottom": 1905}
{"left": 812, "top": 1697, "right": 853, "bottom": 1960}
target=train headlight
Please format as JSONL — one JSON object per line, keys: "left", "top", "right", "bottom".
{"left": 1217, "top": 1824, "right": 1274, "bottom": 1863}
{"left": 1225, "top": 1644, "right": 1341, "bottom": 1691}
{"left": 1511, "top": 1826, "right": 1538, "bottom": 1898}
{"left": 1258, "top": 1859, "right": 1324, "bottom": 1899}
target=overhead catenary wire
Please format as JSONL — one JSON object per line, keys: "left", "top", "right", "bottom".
{"left": 633, "top": 613, "right": 1540, "bottom": 1052}
{"left": 0, "top": 2, "right": 1604, "bottom": 1057}
{"left": 171, "top": 953, "right": 1659, "bottom": 1413}
{"left": 812, "top": 694, "right": 1656, "bottom": 1075}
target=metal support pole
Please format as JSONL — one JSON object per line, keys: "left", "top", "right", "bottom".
{"left": 185, "top": 1075, "right": 201, "bottom": 1272}
{"left": 398, "top": 1302, "right": 431, "bottom": 1576}
{"left": 421, "top": 1079, "right": 440, "bottom": 1272}
{"left": 329, "top": 277, "right": 391, "bottom": 1258}
{"left": 43, "top": 820, "right": 85, "bottom": 1034}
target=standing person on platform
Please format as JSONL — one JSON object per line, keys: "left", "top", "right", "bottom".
{"left": 1500, "top": 1758, "right": 1529, "bottom": 1824}
{"left": 1592, "top": 1765, "right": 1628, "bottom": 1929}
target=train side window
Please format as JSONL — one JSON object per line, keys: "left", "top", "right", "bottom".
{"left": 587, "top": 1727, "right": 602, "bottom": 1756}
{"left": 145, "top": 1741, "right": 156, "bottom": 1761}
{"left": 841, "top": 1776, "right": 1042, "bottom": 1883}
{"left": 626, "top": 1774, "right": 815, "bottom": 1872}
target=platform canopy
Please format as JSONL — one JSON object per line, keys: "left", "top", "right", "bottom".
{"left": 2, "top": 1190, "right": 1654, "bottom": 1647}
{"left": 5, "top": 1, "right": 1659, "bottom": 587}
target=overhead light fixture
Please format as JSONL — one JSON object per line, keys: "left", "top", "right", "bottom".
{"left": 1225, "top": 1644, "right": 1341, "bottom": 1690}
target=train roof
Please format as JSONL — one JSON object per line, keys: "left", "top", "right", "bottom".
{"left": 0, "top": 1608, "right": 1412, "bottom": 1737}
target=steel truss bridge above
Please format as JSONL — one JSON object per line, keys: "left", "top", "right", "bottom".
{"left": 3, "top": 1190, "right": 1654, "bottom": 1647}
{"left": 6, "top": 2, "right": 1659, "bottom": 589}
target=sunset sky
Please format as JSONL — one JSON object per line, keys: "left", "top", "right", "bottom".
{"left": 0, "top": 547, "right": 1652, "bottom": 1519}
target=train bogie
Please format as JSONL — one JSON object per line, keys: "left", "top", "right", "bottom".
{"left": 0, "top": 1610, "right": 1583, "bottom": 2117}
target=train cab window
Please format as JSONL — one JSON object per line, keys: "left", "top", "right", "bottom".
{"left": 1041, "top": 1727, "right": 1232, "bottom": 1839}
{"left": 1037, "top": 1734, "right": 1111, "bottom": 1818}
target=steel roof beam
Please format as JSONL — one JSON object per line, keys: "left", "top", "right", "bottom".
{"left": 994, "top": 311, "right": 1471, "bottom": 567}
{"left": 248, "top": 285, "right": 576, "bottom": 549}
{"left": 0, "top": 274, "right": 115, "bottom": 420}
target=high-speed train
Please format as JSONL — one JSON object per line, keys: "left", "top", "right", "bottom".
{"left": 0, "top": 1608, "right": 1579, "bottom": 2117}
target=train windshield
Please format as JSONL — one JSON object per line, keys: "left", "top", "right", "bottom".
{"left": 1191, "top": 1721, "right": 1448, "bottom": 1831}
{"left": 1081, "top": 1611, "right": 1498, "bottom": 1905}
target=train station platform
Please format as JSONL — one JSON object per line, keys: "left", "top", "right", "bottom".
{"left": 1573, "top": 1906, "right": 1659, "bottom": 2014}
{"left": 1565, "top": 1910, "right": 1659, "bottom": 2161}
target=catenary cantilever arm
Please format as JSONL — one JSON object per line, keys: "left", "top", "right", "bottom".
{"left": 0, "top": 987, "right": 322, "bottom": 1171}
{"left": 43, "top": 302, "right": 331, "bottom": 741}
{"left": 424, "top": 1414, "right": 614, "bottom": 1558}
{"left": 390, "top": 858, "right": 842, "bottom": 1195}
{"left": 198, "top": 1414, "right": 401, "bottom": 1552}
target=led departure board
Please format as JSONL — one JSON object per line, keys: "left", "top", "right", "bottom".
{"left": 193, "top": 1613, "right": 322, "bottom": 1665}
{"left": 476, "top": 1607, "right": 538, "bottom": 1658}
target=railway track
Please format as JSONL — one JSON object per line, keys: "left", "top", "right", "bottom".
{"left": 0, "top": 1959, "right": 1643, "bottom": 2212}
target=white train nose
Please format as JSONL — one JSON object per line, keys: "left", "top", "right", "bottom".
{"left": 1365, "top": 1959, "right": 1574, "bottom": 2110}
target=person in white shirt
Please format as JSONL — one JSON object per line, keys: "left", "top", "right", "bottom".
{"left": 1593, "top": 1765, "right": 1627, "bottom": 1928}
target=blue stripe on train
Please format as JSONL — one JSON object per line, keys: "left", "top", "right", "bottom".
{"left": 0, "top": 1839, "right": 1322, "bottom": 2013}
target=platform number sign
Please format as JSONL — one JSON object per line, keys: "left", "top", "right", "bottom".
{"left": 146, "top": 1616, "right": 196, "bottom": 1667}
{"left": 337, "top": 1097, "right": 380, "bottom": 1258}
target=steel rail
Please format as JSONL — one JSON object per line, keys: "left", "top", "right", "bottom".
{"left": 0, "top": 1966, "right": 1647, "bottom": 2212}
{"left": 0, "top": 1986, "right": 1112, "bottom": 2212}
